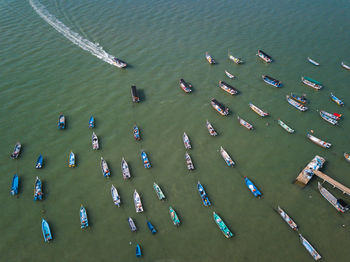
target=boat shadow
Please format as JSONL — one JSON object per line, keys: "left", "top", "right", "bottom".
{"left": 137, "top": 89, "right": 146, "bottom": 102}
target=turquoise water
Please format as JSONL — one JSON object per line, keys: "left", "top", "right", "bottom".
{"left": 1, "top": 0, "right": 350, "bottom": 261}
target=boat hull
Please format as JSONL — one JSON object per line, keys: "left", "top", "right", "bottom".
{"left": 80, "top": 206, "right": 89, "bottom": 229}
{"left": 42, "top": 219, "right": 52, "bottom": 242}
{"left": 244, "top": 177, "right": 262, "bottom": 198}
{"left": 10, "top": 174, "right": 19, "bottom": 195}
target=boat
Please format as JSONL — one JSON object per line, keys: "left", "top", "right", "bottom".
{"left": 153, "top": 182, "right": 166, "bottom": 200}
{"left": 299, "top": 234, "right": 322, "bottom": 261}
{"left": 244, "top": 177, "right": 262, "bottom": 198}
{"left": 219, "top": 81, "right": 239, "bottom": 95}
{"left": 341, "top": 61, "right": 350, "bottom": 70}
{"left": 131, "top": 85, "right": 140, "bottom": 102}
{"left": 256, "top": 49, "right": 272, "bottom": 63}
{"left": 320, "top": 111, "right": 341, "bottom": 121}
{"left": 92, "top": 132, "right": 99, "bottom": 150}
{"left": 307, "top": 133, "right": 331, "bottom": 149}
{"left": 206, "top": 120, "right": 217, "bottom": 136}
{"left": 205, "top": 52, "right": 215, "bottom": 64}
{"left": 307, "top": 57, "right": 320, "bottom": 66}
{"left": 183, "top": 132, "right": 192, "bottom": 149}
{"left": 34, "top": 176, "right": 43, "bottom": 201}
{"left": 320, "top": 111, "right": 338, "bottom": 125}
{"left": 344, "top": 153, "right": 350, "bottom": 163}
{"left": 237, "top": 116, "right": 253, "bottom": 130}
{"left": 220, "top": 146, "right": 235, "bottom": 166}
{"left": 68, "top": 151, "right": 75, "bottom": 167}
{"left": 128, "top": 217, "right": 137, "bottom": 232}
{"left": 169, "top": 206, "right": 180, "bottom": 226}
{"left": 290, "top": 93, "right": 308, "bottom": 104}
{"left": 262, "top": 75, "right": 282, "bottom": 88}
{"left": 179, "top": 79, "right": 192, "bottom": 93}
{"left": 197, "top": 181, "right": 211, "bottom": 206}
{"left": 185, "top": 152, "right": 195, "bottom": 170}
{"left": 121, "top": 158, "right": 131, "bottom": 179}
{"left": 80, "top": 205, "right": 89, "bottom": 229}
{"left": 111, "top": 184, "right": 121, "bottom": 207}
{"left": 278, "top": 119, "right": 295, "bottom": 133}
{"left": 213, "top": 212, "right": 233, "bottom": 238}
{"left": 276, "top": 206, "right": 298, "bottom": 231}
{"left": 318, "top": 182, "right": 349, "bottom": 213}
{"left": 10, "top": 142, "right": 21, "bottom": 159}
{"left": 301, "top": 77, "right": 322, "bottom": 90}
{"left": 100, "top": 157, "right": 111, "bottom": 177}
{"left": 10, "top": 174, "right": 19, "bottom": 196}
{"left": 134, "top": 190, "right": 144, "bottom": 213}
{"left": 228, "top": 53, "right": 243, "bottom": 64}
{"left": 225, "top": 70, "right": 235, "bottom": 79}
{"left": 88, "top": 116, "right": 95, "bottom": 128}
{"left": 42, "top": 219, "right": 52, "bottom": 242}
{"left": 133, "top": 125, "right": 141, "bottom": 140}
{"left": 330, "top": 93, "right": 344, "bottom": 106}
{"left": 147, "top": 221, "right": 157, "bottom": 234}
{"left": 58, "top": 114, "right": 65, "bottom": 129}
{"left": 249, "top": 103, "right": 269, "bottom": 117}
{"left": 286, "top": 95, "right": 308, "bottom": 111}
{"left": 112, "top": 57, "right": 127, "bottom": 68}
{"left": 141, "top": 151, "right": 151, "bottom": 168}
{"left": 35, "top": 154, "right": 43, "bottom": 169}
{"left": 136, "top": 244, "right": 142, "bottom": 258}
{"left": 210, "top": 98, "right": 229, "bottom": 116}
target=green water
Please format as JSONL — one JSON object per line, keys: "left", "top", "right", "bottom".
{"left": 1, "top": 0, "right": 350, "bottom": 261}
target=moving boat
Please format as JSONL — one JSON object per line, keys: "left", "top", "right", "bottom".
{"left": 58, "top": 114, "right": 65, "bottom": 129}
{"left": 197, "top": 181, "right": 211, "bottom": 206}
{"left": 101, "top": 157, "right": 111, "bottom": 177}
{"left": 121, "top": 158, "right": 131, "bottom": 179}
{"left": 228, "top": 53, "right": 243, "bottom": 64}
{"left": 237, "top": 116, "right": 253, "bottom": 130}
{"left": 344, "top": 153, "right": 350, "bottom": 163}
{"left": 318, "top": 182, "right": 349, "bottom": 213}
{"left": 141, "top": 151, "right": 151, "bottom": 168}
{"left": 262, "top": 75, "right": 282, "bottom": 88}
{"left": 307, "top": 133, "right": 331, "bottom": 149}
{"left": 320, "top": 111, "right": 338, "bottom": 125}
{"left": 286, "top": 95, "right": 308, "bottom": 111}
{"left": 205, "top": 52, "right": 216, "bottom": 64}
{"left": 10, "top": 142, "right": 21, "bottom": 159}
{"left": 112, "top": 57, "right": 127, "bottom": 68}
{"left": 179, "top": 79, "right": 192, "bottom": 93}
{"left": 256, "top": 49, "right": 272, "bottom": 63}
{"left": 183, "top": 132, "right": 192, "bottom": 149}
{"left": 341, "top": 61, "right": 350, "bottom": 70}
{"left": 290, "top": 93, "right": 308, "bottom": 104}
{"left": 220, "top": 146, "right": 235, "bottom": 166}
{"left": 249, "top": 103, "right": 269, "bottom": 117}
{"left": 34, "top": 176, "right": 43, "bottom": 201}
{"left": 80, "top": 205, "right": 89, "bottom": 229}
{"left": 153, "top": 182, "right": 166, "bottom": 200}
{"left": 133, "top": 125, "right": 141, "bottom": 140}
{"left": 92, "top": 132, "right": 99, "bottom": 150}
{"left": 185, "top": 152, "right": 195, "bottom": 170}
{"left": 219, "top": 81, "right": 239, "bottom": 95}
{"left": 10, "top": 174, "right": 19, "bottom": 196}
{"left": 301, "top": 77, "right": 322, "bottom": 90}
{"left": 134, "top": 190, "right": 144, "bottom": 213}
{"left": 307, "top": 57, "right": 320, "bottom": 66}
{"left": 68, "top": 151, "right": 75, "bottom": 167}
{"left": 111, "top": 184, "right": 121, "bottom": 207}
{"left": 169, "top": 206, "right": 180, "bottom": 226}
{"left": 225, "top": 70, "right": 235, "bottom": 79}
{"left": 244, "top": 177, "right": 262, "bottom": 198}
{"left": 147, "top": 221, "right": 157, "bottom": 234}
{"left": 299, "top": 234, "right": 322, "bottom": 261}
{"left": 88, "top": 116, "right": 95, "bottom": 128}
{"left": 213, "top": 212, "right": 233, "bottom": 238}
{"left": 206, "top": 120, "right": 217, "bottom": 136}
{"left": 35, "top": 154, "right": 43, "bottom": 169}
{"left": 42, "top": 219, "right": 53, "bottom": 242}
{"left": 278, "top": 119, "right": 295, "bottom": 133}
{"left": 276, "top": 206, "right": 298, "bottom": 231}
{"left": 330, "top": 93, "right": 344, "bottom": 106}
{"left": 136, "top": 244, "right": 142, "bottom": 258}
{"left": 131, "top": 85, "right": 140, "bottom": 102}
{"left": 211, "top": 98, "right": 229, "bottom": 116}
{"left": 128, "top": 217, "right": 137, "bottom": 232}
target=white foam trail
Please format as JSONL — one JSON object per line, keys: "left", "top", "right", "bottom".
{"left": 29, "top": 0, "right": 116, "bottom": 65}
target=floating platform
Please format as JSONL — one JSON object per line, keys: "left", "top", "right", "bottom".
{"left": 295, "top": 155, "right": 325, "bottom": 186}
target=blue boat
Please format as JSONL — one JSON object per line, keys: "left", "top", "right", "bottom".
{"left": 58, "top": 114, "right": 65, "bottom": 129}
{"left": 35, "top": 154, "right": 43, "bottom": 169}
{"left": 42, "top": 219, "right": 52, "bottom": 242}
{"left": 133, "top": 125, "right": 141, "bottom": 140}
{"left": 147, "top": 221, "right": 157, "bottom": 234}
{"left": 330, "top": 93, "right": 344, "bottom": 106}
{"left": 197, "top": 181, "right": 211, "bottom": 206}
{"left": 262, "top": 75, "right": 282, "bottom": 88}
{"left": 141, "top": 151, "right": 151, "bottom": 168}
{"left": 244, "top": 177, "right": 262, "bottom": 198}
{"left": 34, "top": 176, "right": 43, "bottom": 201}
{"left": 88, "top": 116, "right": 95, "bottom": 128}
{"left": 10, "top": 174, "right": 19, "bottom": 195}
{"left": 68, "top": 151, "right": 75, "bottom": 167}
{"left": 80, "top": 205, "right": 89, "bottom": 229}
{"left": 136, "top": 244, "right": 142, "bottom": 258}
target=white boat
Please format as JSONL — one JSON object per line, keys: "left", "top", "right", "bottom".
{"left": 134, "top": 190, "right": 144, "bottom": 213}
{"left": 112, "top": 57, "right": 127, "bottom": 68}
{"left": 206, "top": 120, "right": 217, "bottom": 136}
{"left": 341, "top": 62, "right": 350, "bottom": 70}
{"left": 249, "top": 103, "right": 269, "bottom": 117}
{"left": 307, "top": 133, "right": 331, "bottom": 149}
{"left": 307, "top": 57, "right": 320, "bottom": 66}
{"left": 220, "top": 146, "right": 235, "bottom": 166}
{"left": 225, "top": 70, "right": 235, "bottom": 79}
{"left": 92, "top": 132, "right": 99, "bottom": 150}
{"left": 276, "top": 206, "right": 298, "bottom": 231}
{"left": 121, "top": 157, "right": 131, "bottom": 179}
{"left": 185, "top": 152, "right": 195, "bottom": 170}
{"left": 237, "top": 116, "right": 253, "bottom": 130}
{"left": 299, "top": 234, "right": 322, "bottom": 261}
{"left": 228, "top": 54, "right": 243, "bottom": 64}
{"left": 111, "top": 184, "right": 121, "bottom": 207}
{"left": 318, "top": 182, "right": 348, "bottom": 213}
{"left": 183, "top": 132, "right": 192, "bottom": 149}
{"left": 286, "top": 95, "right": 308, "bottom": 111}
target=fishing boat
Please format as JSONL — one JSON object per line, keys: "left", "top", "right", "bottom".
{"left": 153, "top": 182, "right": 166, "bottom": 200}
{"left": 197, "top": 181, "right": 211, "bottom": 206}
{"left": 299, "top": 234, "right": 322, "bottom": 261}
{"left": 147, "top": 221, "right": 157, "bottom": 234}
{"left": 205, "top": 52, "right": 216, "bottom": 64}
{"left": 68, "top": 151, "right": 75, "bottom": 167}
{"left": 10, "top": 142, "right": 21, "bottom": 159}
{"left": 179, "top": 79, "right": 192, "bottom": 93}
{"left": 42, "top": 219, "right": 52, "bottom": 242}
{"left": 344, "top": 153, "right": 350, "bottom": 163}
{"left": 237, "top": 116, "right": 253, "bottom": 130}
{"left": 185, "top": 152, "right": 195, "bottom": 170}
{"left": 341, "top": 61, "right": 350, "bottom": 70}
{"left": 286, "top": 95, "right": 308, "bottom": 111}
{"left": 10, "top": 174, "right": 19, "bottom": 196}
{"left": 278, "top": 119, "right": 295, "bottom": 133}
{"left": 213, "top": 212, "right": 233, "bottom": 238}
{"left": 225, "top": 70, "right": 235, "bottom": 79}
{"left": 220, "top": 146, "right": 235, "bottom": 166}
{"left": 58, "top": 114, "right": 65, "bottom": 129}
{"left": 262, "top": 75, "right": 282, "bottom": 88}
{"left": 35, "top": 154, "right": 43, "bottom": 169}
{"left": 319, "top": 111, "right": 338, "bottom": 125}
{"left": 210, "top": 98, "right": 229, "bottom": 116}
{"left": 219, "top": 81, "right": 239, "bottom": 95}
{"left": 100, "top": 157, "right": 111, "bottom": 177}
{"left": 169, "top": 206, "right": 180, "bottom": 226}
{"left": 34, "top": 176, "right": 43, "bottom": 201}
{"left": 307, "top": 133, "right": 331, "bottom": 149}
{"left": 80, "top": 205, "right": 89, "bottom": 229}
{"left": 134, "top": 190, "right": 144, "bottom": 213}
{"left": 301, "top": 77, "right": 322, "bottom": 90}
{"left": 112, "top": 57, "right": 127, "bottom": 68}
{"left": 290, "top": 93, "right": 308, "bottom": 104}
{"left": 228, "top": 53, "right": 243, "bottom": 64}
{"left": 307, "top": 57, "right": 320, "bottom": 66}
{"left": 244, "top": 177, "right": 262, "bottom": 198}
{"left": 256, "top": 49, "right": 272, "bottom": 63}
{"left": 183, "top": 132, "right": 192, "bottom": 149}
{"left": 92, "top": 132, "right": 99, "bottom": 150}
{"left": 320, "top": 111, "right": 341, "bottom": 121}
{"left": 88, "top": 116, "right": 95, "bottom": 128}
{"left": 206, "top": 120, "right": 217, "bottom": 136}
{"left": 121, "top": 158, "right": 131, "bottom": 179}
{"left": 133, "top": 125, "right": 141, "bottom": 140}
{"left": 249, "top": 103, "right": 269, "bottom": 117}
{"left": 141, "top": 151, "right": 151, "bottom": 168}
{"left": 136, "top": 244, "right": 142, "bottom": 258}
{"left": 131, "top": 85, "right": 140, "bottom": 102}
{"left": 111, "top": 184, "right": 121, "bottom": 207}
{"left": 318, "top": 182, "right": 349, "bottom": 213}
{"left": 128, "top": 217, "right": 137, "bottom": 232}
{"left": 330, "top": 93, "right": 344, "bottom": 106}
{"left": 276, "top": 206, "right": 298, "bottom": 231}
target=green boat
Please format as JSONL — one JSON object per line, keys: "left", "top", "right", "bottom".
{"left": 169, "top": 206, "right": 180, "bottom": 226}
{"left": 153, "top": 182, "right": 166, "bottom": 200}
{"left": 301, "top": 77, "right": 322, "bottom": 90}
{"left": 278, "top": 119, "right": 295, "bottom": 133}
{"left": 213, "top": 212, "right": 233, "bottom": 238}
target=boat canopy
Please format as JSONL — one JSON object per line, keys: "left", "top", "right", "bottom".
{"left": 303, "top": 77, "right": 322, "bottom": 85}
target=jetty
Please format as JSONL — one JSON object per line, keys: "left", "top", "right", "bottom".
{"left": 313, "top": 170, "right": 350, "bottom": 196}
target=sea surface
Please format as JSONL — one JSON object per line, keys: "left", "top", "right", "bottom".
{"left": 1, "top": 0, "right": 350, "bottom": 261}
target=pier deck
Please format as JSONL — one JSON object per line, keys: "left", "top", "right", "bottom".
{"left": 313, "top": 170, "right": 350, "bottom": 196}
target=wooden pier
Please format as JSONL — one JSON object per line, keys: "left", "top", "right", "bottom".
{"left": 313, "top": 170, "right": 350, "bottom": 196}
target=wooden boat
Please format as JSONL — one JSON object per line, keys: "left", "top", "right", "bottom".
{"left": 10, "top": 174, "right": 19, "bottom": 196}
{"left": 35, "top": 154, "right": 43, "bottom": 169}
{"left": 320, "top": 111, "right": 338, "bottom": 125}
{"left": 112, "top": 57, "right": 127, "bottom": 68}
{"left": 228, "top": 53, "right": 243, "bottom": 64}
{"left": 136, "top": 244, "right": 142, "bottom": 258}
{"left": 225, "top": 70, "right": 235, "bottom": 79}
{"left": 220, "top": 146, "right": 235, "bottom": 166}
{"left": 197, "top": 181, "right": 211, "bottom": 206}
{"left": 301, "top": 77, "right": 322, "bottom": 90}
{"left": 237, "top": 116, "right": 253, "bottom": 130}
{"left": 249, "top": 103, "right": 269, "bottom": 117}
{"left": 262, "top": 75, "right": 282, "bottom": 88}
{"left": 147, "top": 221, "right": 157, "bottom": 234}
{"left": 330, "top": 93, "right": 344, "bottom": 106}
{"left": 290, "top": 93, "right": 308, "bottom": 104}
{"left": 42, "top": 219, "right": 52, "bottom": 242}
{"left": 141, "top": 151, "right": 151, "bottom": 168}
{"left": 213, "top": 212, "right": 233, "bottom": 238}
{"left": 276, "top": 206, "right": 298, "bottom": 231}
{"left": 92, "top": 132, "right": 99, "bottom": 150}
{"left": 210, "top": 98, "right": 229, "bottom": 116}
{"left": 206, "top": 120, "right": 217, "bottom": 136}
{"left": 244, "top": 177, "right": 262, "bottom": 198}
{"left": 58, "top": 114, "right": 65, "bottom": 129}
{"left": 100, "top": 157, "right": 110, "bottom": 177}
{"left": 256, "top": 49, "right": 272, "bottom": 63}
{"left": 286, "top": 95, "right": 308, "bottom": 111}
{"left": 307, "top": 57, "right": 320, "bottom": 66}
{"left": 134, "top": 190, "right": 144, "bottom": 213}
{"left": 318, "top": 182, "right": 349, "bottom": 213}
{"left": 80, "top": 205, "right": 89, "bottom": 229}
{"left": 341, "top": 61, "right": 350, "bottom": 70}
{"left": 299, "top": 234, "right": 322, "bottom": 261}
{"left": 133, "top": 125, "right": 141, "bottom": 140}
{"left": 219, "top": 81, "right": 239, "bottom": 95}
{"left": 128, "top": 217, "right": 137, "bottom": 232}
{"left": 179, "top": 79, "right": 192, "bottom": 93}
{"left": 88, "top": 116, "right": 95, "bottom": 128}
{"left": 307, "top": 133, "right": 331, "bottom": 149}
{"left": 68, "top": 151, "right": 75, "bottom": 167}
{"left": 183, "top": 132, "right": 192, "bottom": 149}
{"left": 111, "top": 184, "right": 121, "bottom": 207}
{"left": 153, "top": 182, "right": 166, "bottom": 200}
{"left": 185, "top": 152, "right": 195, "bottom": 170}
{"left": 131, "top": 85, "right": 140, "bottom": 102}
{"left": 205, "top": 52, "right": 216, "bottom": 64}
{"left": 34, "top": 176, "right": 43, "bottom": 201}
{"left": 320, "top": 111, "right": 341, "bottom": 121}
{"left": 121, "top": 157, "right": 131, "bottom": 179}
{"left": 10, "top": 142, "right": 21, "bottom": 159}
{"left": 278, "top": 119, "right": 295, "bottom": 133}
{"left": 344, "top": 153, "right": 350, "bottom": 163}
{"left": 169, "top": 206, "right": 180, "bottom": 226}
